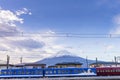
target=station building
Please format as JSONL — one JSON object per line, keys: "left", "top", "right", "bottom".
{"left": 55, "top": 62, "right": 83, "bottom": 68}
{"left": 48, "top": 65, "right": 57, "bottom": 68}
{"left": 0, "top": 60, "right": 13, "bottom": 69}
{"left": 13, "top": 63, "right": 46, "bottom": 69}
{"left": 0, "top": 64, "right": 13, "bottom": 69}
{"left": 0, "top": 62, "right": 46, "bottom": 69}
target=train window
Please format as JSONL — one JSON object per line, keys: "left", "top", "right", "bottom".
{"left": 80, "top": 70, "right": 83, "bottom": 73}
{"left": 18, "top": 71, "right": 21, "bottom": 75}
{"left": 113, "top": 70, "right": 115, "bottom": 72}
{"left": 46, "top": 70, "right": 49, "bottom": 74}
{"left": 29, "top": 71, "right": 32, "bottom": 74}
{"left": 100, "top": 70, "right": 102, "bottom": 72}
{"left": 38, "top": 71, "right": 42, "bottom": 74}
{"left": 118, "top": 69, "right": 120, "bottom": 72}
{"left": 21, "top": 71, "right": 25, "bottom": 74}
{"left": 103, "top": 70, "right": 104, "bottom": 72}
{"left": 118, "top": 69, "right": 119, "bottom": 72}
{"left": 74, "top": 70, "right": 78, "bottom": 73}
{"left": 2, "top": 71, "right": 6, "bottom": 75}
{"left": 61, "top": 70, "right": 65, "bottom": 73}
{"left": 107, "top": 70, "right": 110, "bottom": 72}
{"left": 12, "top": 71, "right": 15, "bottom": 75}
{"left": 45, "top": 71, "right": 48, "bottom": 74}
{"left": 105, "top": 70, "right": 107, "bottom": 72}
{"left": 58, "top": 70, "right": 61, "bottom": 74}
{"left": 9, "top": 71, "right": 12, "bottom": 74}
{"left": 69, "top": 70, "right": 73, "bottom": 73}
{"left": 25, "top": 71, "right": 28, "bottom": 75}
{"left": 66, "top": 70, "right": 69, "bottom": 73}
{"left": 111, "top": 70, "right": 113, "bottom": 72}
{"left": 97, "top": 70, "right": 99, "bottom": 72}
{"left": 100, "top": 70, "right": 103, "bottom": 72}
{"left": 49, "top": 70, "right": 52, "bottom": 74}
{"left": 3, "top": 71, "right": 7, "bottom": 74}
{"left": 77, "top": 70, "right": 80, "bottom": 73}
{"left": 74, "top": 69, "right": 76, "bottom": 73}
{"left": 7, "top": 71, "right": 9, "bottom": 75}
{"left": 64, "top": 70, "right": 68, "bottom": 73}
{"left": 53, "top": 70, "right": 56, "bottom": 74}
{"left": 30, "top": 71, "right": 33, "bottom": 75}
{"left": 35, "top": 70, "right": 39, "bottom": 74}
{"left": 116, "top": 69, "right": 118, "bottom": 72}
{"left": 103, "top": 70, "right": 105, "bottom": 72}
{"left": 34, "top": 70, "right": 37, "bottom": 74}
{"left": 109, "top": 70, "right": 111, "bottom": 72}
{"left": 28, "top": 70, "right": 31, "bottom": 74}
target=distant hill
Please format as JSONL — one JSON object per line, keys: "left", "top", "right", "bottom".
{"left": 35, "top": 55, "right": 96, "bottom": 67}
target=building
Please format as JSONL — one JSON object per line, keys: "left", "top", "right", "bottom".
{"left": 0, "top": 60, "right": 13, "bottom": 69}
{"left": 55, "top": 62, "right": 82, "bottom": 68}
{"left": 90, "top": 62, "right": 120, "bottom": 68}
{"left": 0, "top": 64, "right": 13, "bottom": 69}
{"left": 24, "top": 63, "right": 46, "bottom": 68}
{"left": 48, "top": 65, "right": 57, "bottom": 68}
{"left": 13, "top": 63, "right": 46, "bottom": 69}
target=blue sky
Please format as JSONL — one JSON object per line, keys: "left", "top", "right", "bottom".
{"left": 0, "top": 0, "right": 120, "bottom": 63}
{"left": 0, "top": 0, "right": 116, "bottom": 33}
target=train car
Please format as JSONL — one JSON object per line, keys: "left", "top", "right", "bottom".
{"left": 96, "top": 67, "right": 120, "bottom": 76}
{"left": 0, "top": 68, "right": 43, "bottom": 78}
{"left": 44, "top": 68, "right": 97, "bottom": 77}
{"left": 0, "top": 67, "right": 119, "bottom": 78}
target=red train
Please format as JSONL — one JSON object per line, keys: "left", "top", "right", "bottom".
{"left": 96, "top": 67, "right": 120, "bottom": 76}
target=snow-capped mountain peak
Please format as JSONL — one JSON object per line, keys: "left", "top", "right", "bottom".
{"left": 54, "top": 50, "right": 76, "bottom": 57}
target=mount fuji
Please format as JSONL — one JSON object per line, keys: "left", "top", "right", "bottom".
{"left": 35, "top": 50, "right": 96, "bottom": 67}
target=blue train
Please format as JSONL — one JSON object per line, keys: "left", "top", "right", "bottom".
{"left": 0, "top": 68, "right": 97, "bottom": 78}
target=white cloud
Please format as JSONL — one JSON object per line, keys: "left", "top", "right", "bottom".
{"left": 105, "top": 45, "right": 114, "bottom": 51}
{"left": 0, "top": 7, "right": 59, "bottom": 63}
{"left": 0, "top": 34, "right": 66, "bottom": 63}
{"left": 0, "top": 9, "right": 23, "bottom": 25}
{"left": 96, "top": 0, "right": 120, "bottom": 8}
{"left": 113, "top": 14, "right": 120, "bottom": 25}
{"left": 15, "top": 8, "right": 32, "bottom": 16}
{"left": 109, "top": 14, "right": 120, "bottom": 36}
{"left": 0, "top": 7, "right": 100, "bottom": 64}
{"left": 0, "top": 7, "right": 32, "bottom": 37}
{"left": 0, "top": 8, "right": 75, "bottom": 63}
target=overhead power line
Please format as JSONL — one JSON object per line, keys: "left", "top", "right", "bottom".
{"left": 0, "top": 32, "right": 120, "bottom": 38}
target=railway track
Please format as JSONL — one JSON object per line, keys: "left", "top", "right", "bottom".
{"left": 0, "top": 76, "right": 120, "bottom": 80}
{"left": 41, "top": 76, "right": 120, "bottom": 80}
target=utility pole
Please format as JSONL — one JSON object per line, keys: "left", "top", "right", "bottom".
{"left": 20, "top": 57, "right": 22, "bottom": 64}
{"left": 114, "top": 56, "right": 117, "bottom": 67}
{"left": 7, "top": 55, "right": 10, "bottom": 69}
{"left": 116, "top": 56, "right": 120, "bottom": 63}
{"left": 96, "top": 57, "right": 98, "bottom": 67}
{"left": 86, "top": 56, "right": 88, "bottom": 68}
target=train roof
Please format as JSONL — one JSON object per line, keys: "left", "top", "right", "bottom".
{"left": 90, "top": 62, "right": 120, "bottom": 65}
